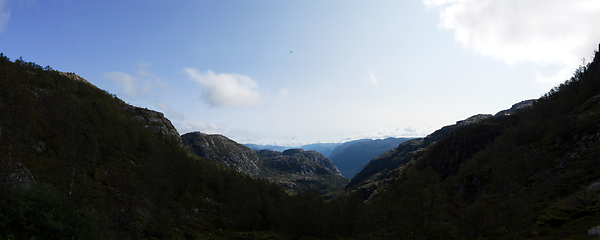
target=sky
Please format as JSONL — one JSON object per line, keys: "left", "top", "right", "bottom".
{"left": 1, "top": 0, "right": 600, "bottom": 146}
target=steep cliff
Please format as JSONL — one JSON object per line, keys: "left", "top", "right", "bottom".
{"left": 257, "top": 148, "right": 347, "bottom": 193}
{"left": 182, "top": 132, "right": 261, "bottom": 177}
{"left": 182, "top": 133, "right": 348, "bottom": 193}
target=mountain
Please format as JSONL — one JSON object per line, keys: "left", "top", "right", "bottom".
{"left": 3, "top": 44, "right": 600, "bottom": 239}
{"left": 183, "top": 132, "right": 347, "bottom": 193}
{"left": 328, "top": 139, "right": 371, "bottom": 158}
{"left": 339, "top": 45, "right": 600, "bottom": 239}
{"left": 245, "top": 143, "right": 341, "bottom": 157}
{"left": 244, "top": 143, "right": 290, "bottom": 152}
{"left": 329, "top": 137, "right": 412, "bottom": 178}
{"left": 257, "top": 148, "right": 347, "bottom": 194}
{"left": 182, "top": 132, "right": 261, "bottom": 177}
{"left": 346, "top": 104, "right": 537, "bottom": 198}
{"left": 0, "top": 55, "right": 349, "bottom": 239}
{"left": 299, "top": 143, "right": 341, "bottom": 158}
{"left": 346, "top": 125, "right": 455, "bottom": 192}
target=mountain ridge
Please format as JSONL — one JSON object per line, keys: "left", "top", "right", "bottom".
{"left": 182, "top": 132, "right": 347, "bottom": 193}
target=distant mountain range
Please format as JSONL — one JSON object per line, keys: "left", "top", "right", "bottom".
{"left": 329, "top": 137, "right": 412, "bottom": 178}
{"left": 245, "top": 137, "right": 413, "bottom": 178}
{"left": 245, "top": 143, "right": 341, "bottom": 157}
{"left": 244, "top": 144, "right": 290, "bottom": 152}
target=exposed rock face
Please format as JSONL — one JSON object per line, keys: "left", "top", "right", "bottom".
{"left": 257, "top": 148, "right": 347, "bottom": 193}
{"left": 181, "top": 132, "right": 261, "bottom": 177}
{"left": 58, "top": 71, "right": 92, "bottom": 85}
{"left": 1, "top": 161, "right": 37, "bottom": 190}
{"left": 261, "top": 148, "right": 342, "bottom": 176}
{"left": 456, "top": 114, "right": 493, "bottom": 126}
{"left": 120, "top": 105, "right": 181, "bottom": 144}
{"left": 495, "top": 99, "right": 535, "bottom": 116}
{"left": 182, "top": 134, "right": 347, "bottom": 193}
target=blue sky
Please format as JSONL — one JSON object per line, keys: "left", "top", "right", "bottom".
{"left": 2, "top": 0, "right": 600, "bottom": 146}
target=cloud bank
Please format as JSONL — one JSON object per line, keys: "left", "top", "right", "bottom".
{"left": 424, "top": 0, "right": 600, "bottom": 84}
{"left": 184, "top": 68, "right": 261, "bottom": 108}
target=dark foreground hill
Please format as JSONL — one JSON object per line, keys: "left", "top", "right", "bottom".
{"left": 340, "top": 44, "right": 600, "bottom": 239}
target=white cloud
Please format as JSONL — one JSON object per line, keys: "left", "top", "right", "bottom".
{"left": 155, "top": 101, "right": 184, "bottom": 121}
{"left": 101, "top": 63, "right": 168, "bottom": 98}
{"left": 184, "top": 68, "right": 262, "bottom": 108}
{"left": 367, "top": 72, "right": 379, "bottom": 87}
{"left": 424, "top": 0, "right": 600, "bottom": 85}
{"left": 0, "top": 0, "right": 11, "bottom": 33}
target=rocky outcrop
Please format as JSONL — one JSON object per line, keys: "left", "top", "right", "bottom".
{"left": 182, "top": 134, "right": 347, "bottom": 193}
{"left": 58, "top": 71, "right": 92, "bottom": 85}
{"left": 495, "top": 99, "right": 535, "bottom": 116}
{"left": 260, "top": 148, "right": 342, "bottom": 176}
{"left": 120, "top": 105, "right": 181, "bottom": 144}
{"left": 257, "top": 148, "right": 347, "bottom": 193}
{"left": 182, "top": 132, "right": 260, "bottom": 177}
{"left": 456, "top": 114, "right": 493, "bottom": 126}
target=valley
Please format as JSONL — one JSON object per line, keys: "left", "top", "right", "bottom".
{"left": 2, "top": 45, "right": 600, "bottom": 239}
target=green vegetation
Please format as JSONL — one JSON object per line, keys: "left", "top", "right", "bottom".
{"left": 1, "top": 45, "right": 600, "bottom": 239}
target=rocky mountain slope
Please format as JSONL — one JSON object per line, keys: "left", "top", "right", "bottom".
{"left": 340, "top": 45, "right": 600, "bottom": 239}
{"left": 182, "top": 132, "right": 261, "bottom": 177}
{"left": 244, "top": 143, "right": 290, "bottom": 152}
{"left": 245, "top": 142, "right": 342, "bottom": 157}
{"left": 297, "top": 143, "right": 341, "bottom": 158}
{"left": 0, "top": 55, "right": 331, "bottom": 239}
{"left": 329, "top": 137, "right": 411, "bottom": 178}
{"left": 346, "top": 102, "right": 533, "bottom": 198}
{"left": 257, "top": 148, "right": 347, "bottom": 193}
{"left": 182, "top": 132, "right": 347, "bottom": 193}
